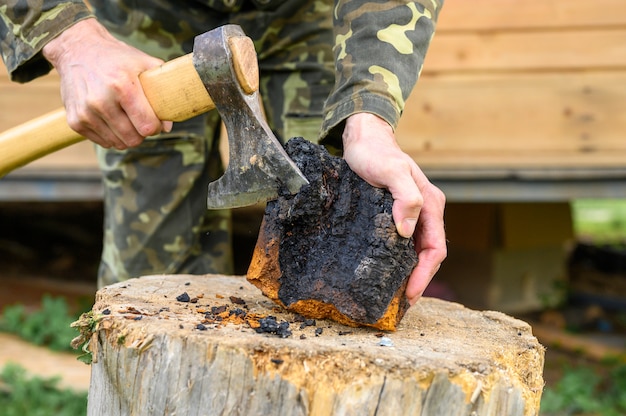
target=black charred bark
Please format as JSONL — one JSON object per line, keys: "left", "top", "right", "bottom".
{"left": 260, "top": 137, "right": 418, "bottom": 325}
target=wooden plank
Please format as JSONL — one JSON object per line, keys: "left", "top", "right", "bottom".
{"left": 398, "top": 71, "right": 626, "bottom": 156}
{"left": 0, "top": 82, "right": 61, "bottom": 131}
{"left": 415, "top": 150, "right": 626, "bottom": 171}
{"left": 436, "top": 0, "right": 626, "bottom": 31}
{"left": 3, "top": 22, "right": 626, "bottom": 174}
{"left": 0, "top": 65, "right": 98, "bottom": 172}
{"left": 2, "top": 1, "right": 621, "bottom": 76}
{"left": 0, "top": 60, "right": 8, "bottom": 80}
{"left": 1, "top": 57, "right": 62, "bottom": 132}
{"left": 7, "top": 70, "right": 626, "bottom": 172}
{"left": 423, "top": 29, "right": 626, "bottom": 72}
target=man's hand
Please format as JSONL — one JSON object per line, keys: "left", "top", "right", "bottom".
{"left": 42, "top": 18, "right": 172, "bottom": 149}
{"left": 342, "top": 113, "right": 447, "bottom": 305}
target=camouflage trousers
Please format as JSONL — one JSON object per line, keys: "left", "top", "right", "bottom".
{"left": 93, "top": 0, "right": 335, "bottom": 287}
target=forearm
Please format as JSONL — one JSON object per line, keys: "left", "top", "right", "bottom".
{"left": 321, "top": 0, "right": 443, "bottom": 146}
{"left": 0, "top": 0, "right": 93, "bottom": 82}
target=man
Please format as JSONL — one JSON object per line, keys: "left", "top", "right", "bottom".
{"left": 1, "top": 0, "right": 446, "bottom": 305}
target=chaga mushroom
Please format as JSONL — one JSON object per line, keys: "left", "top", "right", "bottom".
{"left": 247, "top": 137, "right": 418, "bottom": 331}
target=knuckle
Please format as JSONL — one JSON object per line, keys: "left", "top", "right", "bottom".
{"left": 407, "top": 192, "right": 424, "bottom": 209}
{"left": 137, "top": 123, "right": 159, "bottom": 138}
{"left": 66, "top": 110, "right": 91, "bottom": 133}
{"left": 433, "top": 187, "right": 446, "bottom": 205}
{"left": 125, "top": 136, "right": 144, "bottom": 147}
{"left": 84, "top": 95, "right": 107, "bottom": 114}
{"left": 408, "top": 193, "right": 424, "bottom": 209}
{"left": 114, "top": 142, "right": 127, "bottom": 150}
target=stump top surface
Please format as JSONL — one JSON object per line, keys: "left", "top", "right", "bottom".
{"left": 89, "top": 274, "right": 545, "bottom": 416}
{"left": 94, "top": 274, "right": 542, "bottom": 379}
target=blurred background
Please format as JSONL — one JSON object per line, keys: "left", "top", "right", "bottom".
{"left": 1, "top": 0, "right": 625, "bottom": 414}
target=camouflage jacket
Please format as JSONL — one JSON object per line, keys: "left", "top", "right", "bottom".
{"left": 0, "top": 0, "right": 442, "bottom": 142}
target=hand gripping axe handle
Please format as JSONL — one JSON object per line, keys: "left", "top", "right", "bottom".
{"left": 0, "top": 25, "right": 308, "bottom": 208}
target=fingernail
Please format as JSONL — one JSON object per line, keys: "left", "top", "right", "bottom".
{"left": 400, "top": 218, "right": 417, "bottom": 238}
{"left": 408, "top": 288, "right": 426, "bottom": 306}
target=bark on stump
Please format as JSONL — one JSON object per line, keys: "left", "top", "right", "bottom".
{"left": 84, "top": 274, "right": 544, "bottom": 416}
{"left": 248, "top": 138, "right": 418, "bottom": 331}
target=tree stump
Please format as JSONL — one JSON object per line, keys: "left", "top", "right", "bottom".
{"left": 82, "top": 274, "right": 544, "bottom": 416}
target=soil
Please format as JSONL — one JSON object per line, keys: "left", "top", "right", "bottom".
{"left": 0, "top": 332, "right": 90, "bottom": 392}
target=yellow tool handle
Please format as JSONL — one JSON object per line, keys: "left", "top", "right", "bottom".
{"left": 0, "top": 35, "right": 258, "bottom": 177}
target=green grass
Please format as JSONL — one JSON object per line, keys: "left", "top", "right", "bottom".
{"left": 543, "top": 199, "right": 626, "bottom": 415}
{"left": 0, "top": 363, "right": 87, "bottom": 416}
{"left": 0, "top": 297, "right": 90, "bottom": 415}
{"left": 571, "top": 199, "right": 626, "bottom": 243}
{"left": 0, "top": 295, "right": 90, "bottom": 353}
{"left": 541, "top": 362, "right": 626, "bottom": 416}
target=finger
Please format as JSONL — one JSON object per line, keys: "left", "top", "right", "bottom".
{"left": 405, "top": 195, "right": 447, "bottom": 304}
{"left": 119, "top": 84, "right": 164, "bottom": 140}
{"left": 392, "top": 190, "right": 422, "bottom": 238}
{"left": 406, "top": 248, "right": 444, "bottom": 305}
{"left": 162, "top": 121, "right": 173, "bottom": 133}
{"left": 65, "top": 105, "right": 128, "bottom": 149}
{"left": 83, "top": 86, "right": 148, "bottom": 148}
{"left": 104, "top": 108, "right": 146, "bottom": 148}
{"left": 388, "top": 163, "right": 424, "bottom": 238}
{"left": 84, "top": 121, "right": 130, "bottom": 149}
{"left": 90, "top": 104, "right": 145, "bottom": 148}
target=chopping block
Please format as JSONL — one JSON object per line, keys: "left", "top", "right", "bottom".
{"left": 80, "top": 274, "right": 544, "bottom": 416}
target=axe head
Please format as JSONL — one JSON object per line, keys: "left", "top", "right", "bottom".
{"left": 192, "top": 25, "right": 309, "bottom": 209}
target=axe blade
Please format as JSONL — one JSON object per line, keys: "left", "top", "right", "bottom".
{"left": 194, "top": 25, "right": 309, "bottom": 209}
{"left": 206, "top": 139, "right": 309, "bottom": 209}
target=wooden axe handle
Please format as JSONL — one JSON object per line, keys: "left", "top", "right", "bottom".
{"left": 0, "top": 36, "right": 258, "bottom": 177}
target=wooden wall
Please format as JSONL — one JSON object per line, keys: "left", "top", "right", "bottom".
{"left": 0, "top": 64, "right": 60, "bottom": 131}
{"left": 396, "top": 0, "right": 626, "bottom": 171}
{"left": 0, "top": 63, "right": 97, "bottom": 171}
{"left": 2, "top": 0, "right": 626, "bottom": 173}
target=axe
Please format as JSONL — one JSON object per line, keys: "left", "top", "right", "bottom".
{"left": 0, "top": 24, "right": 309, "bottom": 208}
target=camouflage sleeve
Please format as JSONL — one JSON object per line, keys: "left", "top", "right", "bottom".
{"left": 320, "top": 0, "right": 443, "bottom": 146}
{"left": 0, "top": 0, "right": 94, "bottom": 83}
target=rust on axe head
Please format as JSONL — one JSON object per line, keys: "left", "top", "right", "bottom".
{"left": 193, "top": 25, "right": 309, "bottom": 209}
